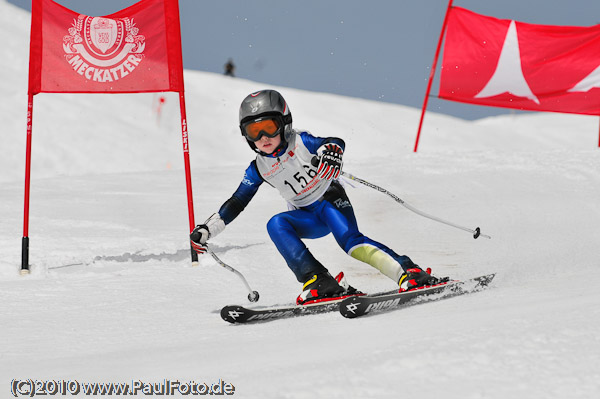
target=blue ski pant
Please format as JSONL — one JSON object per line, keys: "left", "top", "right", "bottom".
{"left": 266, "top": 182, "right": 416, "bottom": 284}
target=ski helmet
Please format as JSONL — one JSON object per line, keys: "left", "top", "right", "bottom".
{"left": 239, "top": 90, "right": 293, "bottom": 154}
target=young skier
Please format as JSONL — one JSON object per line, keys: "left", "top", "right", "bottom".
{"left": 190, "top": 90, "right": 445, "bottom": 304}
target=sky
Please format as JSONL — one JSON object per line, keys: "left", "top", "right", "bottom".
{"left": 8, "top": 0, "right": 600, "bottom": 120}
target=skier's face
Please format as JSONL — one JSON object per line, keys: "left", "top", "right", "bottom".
{"left": 255, "top": 133, "right": 282, "bottom": 154}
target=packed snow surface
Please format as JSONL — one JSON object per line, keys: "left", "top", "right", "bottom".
{"left": 1, "top": 1, "right": 599, "bottom": 398}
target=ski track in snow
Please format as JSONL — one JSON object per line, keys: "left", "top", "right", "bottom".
{"left": 1, "top": 1, "right": 600, "bottom": 398}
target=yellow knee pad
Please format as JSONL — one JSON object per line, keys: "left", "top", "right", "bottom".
{"left": 349, "top": 244, "right": 403, "bottom": 283}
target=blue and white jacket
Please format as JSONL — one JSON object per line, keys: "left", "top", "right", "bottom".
{"left": 218, "top": 130, "right": 345, "bottom": 225}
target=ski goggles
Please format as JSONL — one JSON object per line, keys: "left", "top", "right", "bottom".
{"left": 241, "top": 116, "right": 283, "bottom": 142}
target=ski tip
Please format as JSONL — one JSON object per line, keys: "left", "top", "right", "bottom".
{"left": 220, "top": 305, "right": 246, "bottom": 324}
{"left": 476, "top": 273, "right": 496, "bottom": 286}
{"left": 339, "top": 296, "right": 366, "bottom": 319}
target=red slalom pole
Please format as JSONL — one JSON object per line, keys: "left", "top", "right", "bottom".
{"left": 21, "top": 94, "right": 34, "bottom": 274}
{"left": 178, "top": 91, "right": 198, "bottom": 263}
{"left": 414, "top": 0, "right": 454, "bottom": 153}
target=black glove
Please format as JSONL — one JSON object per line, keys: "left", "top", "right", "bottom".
{"left": 190, "top": 224, "right": 209, "bottom": 255}
{"left": 317, "top": 143, "right": 343, "bottom": 180}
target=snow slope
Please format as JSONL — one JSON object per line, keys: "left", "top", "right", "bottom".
{"left": 1, "top": 1, "right": 599, "bottom": 398}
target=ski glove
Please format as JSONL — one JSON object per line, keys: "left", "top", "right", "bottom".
{"left": 190, "top": 225, "right": 209, "bottom": 254}
{"left": 317, "top": 143, "right": 344, "bottom": 180}
{"left": 190, "top": 213, "right": 226, "bottom": 255}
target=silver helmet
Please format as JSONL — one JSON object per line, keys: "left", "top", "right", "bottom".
{"left": 239, "top": 90, "right": 293, "bottom": 153}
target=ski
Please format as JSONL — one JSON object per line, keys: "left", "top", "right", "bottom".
{"left": 220, "top": 274, "right": 495, "bottom": 323}
{"left": 220, "top": 295, "right": 357, "bottom": 324}
{"left": 339, "top": 273, "right": 495, "bottom": 318}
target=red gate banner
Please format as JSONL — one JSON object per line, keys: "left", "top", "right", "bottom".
{"left": 439, "top": 7, "right": 600, "bottom": 115}
{"left": 28, "top": 0, "right": 184, "bottom": 94}
{"left": 22, "top": 0, "right": 196, "bottom": 273}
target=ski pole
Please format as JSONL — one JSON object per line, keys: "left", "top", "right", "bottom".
{"left": 310, "top": 156, "right": 489, "bottom": 239}
{"left": 341, "top": 171, "right": 491, "bottom": 239}
{"left": 205, "top": 245, "right": 260, "bottom": 302}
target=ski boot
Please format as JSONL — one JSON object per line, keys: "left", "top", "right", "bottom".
{"left": 296, "top": 271, "right": 360, "bottom": 305}
{"left": 398, "top": 267, "right": 449, "bottom": 292}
